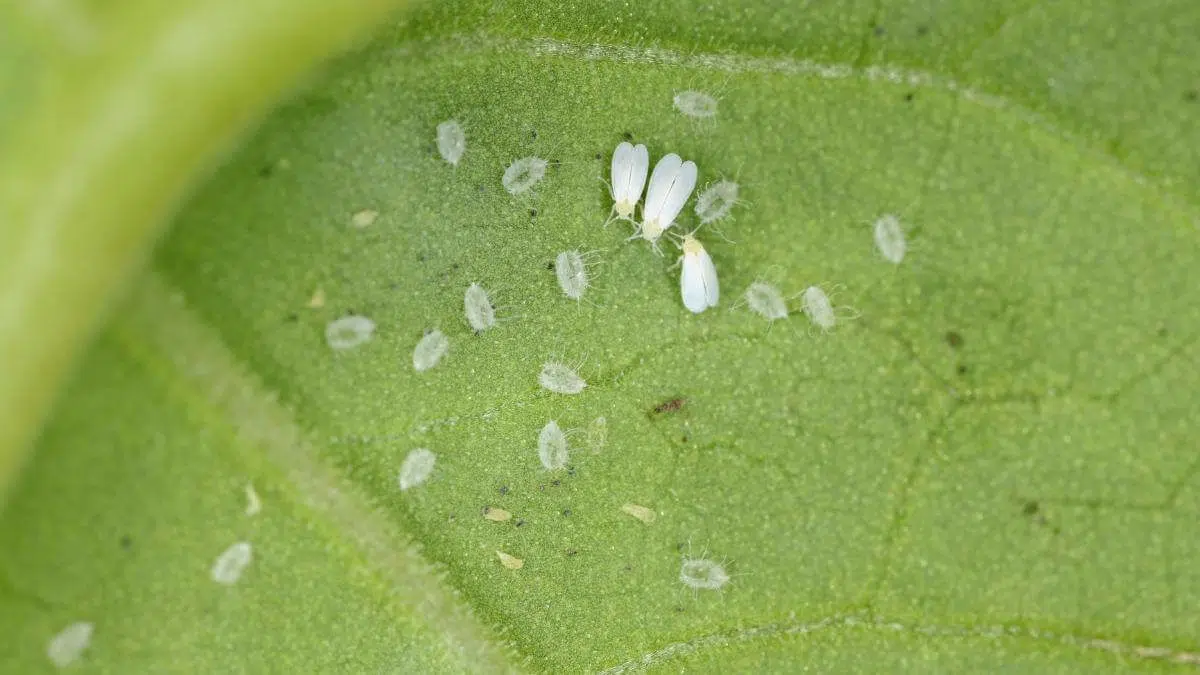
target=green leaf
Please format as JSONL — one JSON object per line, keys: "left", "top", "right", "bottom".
{"left": 4, "top": 0, "right": 1199, "bottom": 672}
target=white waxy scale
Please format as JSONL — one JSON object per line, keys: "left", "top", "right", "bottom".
{"left": 873, "top": 213, "right": 907, "bottom": 264}
{"left": 608, "top": 141, "right": 649, "bottom": 223}
{"left": 436, "top": 119, "right": 465, "bottom": 166}
{"left": 244, "top": 482, "right": 262, "bottom": 516}
{"left": 464, "top": 284, "right": 497, "bottom": 332}
{"left": 538, "top": 420, "right": 569, "bottom": 470}
{"left": 801, "top": 286, "right": 837, "bottom": 330}
{"left": 496, "top": 550, "right": 524, "bottom": 569}
{"left": 538, "top": 362, "right": 586, "bottom": 394}
{"left": 398, "top": 448, "right": 436, "bottom": 491}
{"left": 351, "top": 208, "right": 378, "bottom": 228}
{"left": 502, "top": 156, "right": 548, "bottom": 195}
{"left": 211, "top": 541, "right": 253, "bottom": 586}
{"left": 745, "top": 281, "right": 788, "bottom": 321}
{"left": 621, "top": 503, "right": 656, "bottom": 524}
{"left": 695, "top": 179, "right": 740, "bottom": 224}
{"left": 679, "top": 234, "right": 719, "bottom": 314}
{"left": 46, "top": 621, "right": 93, "bottom": 668}
{"left": 555, "top": 250, "right": 590, "bottom": 301}
{"left": 325, "top": 315, "right": 375, "bottom": 351}
{"left": 587, "top": 416, "right": 607, "bottom": 453}
{"left": 679, "top": 557, "right": 730, "bottom": 590}
{"left": 412, "top": 329, "right": 450, "bottom": 372}
{"left": 639, "top": 153, "right": 698, "bottom": 249}
{"left": 673, "top": 90, "right": 719, "bottom": 119}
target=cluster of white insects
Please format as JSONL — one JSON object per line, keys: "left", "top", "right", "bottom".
{"left": 39, "top": 93, "right": 917, "bottom": 671}
{"left": 607, "top": 141, "right": 720, "bottom": 314}
{"left": 319, "top": 104, "right": 911, "bottom": 598}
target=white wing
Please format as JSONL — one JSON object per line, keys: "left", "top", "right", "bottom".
{"left": 624, "top": 144, "right": 649, "bottom": 204}
{"left": 644, "top": 153, "right": 684, "bottom": 223}
{"left": 656, "top": 160, "right": 698, "bottom": 229}
{"left": 699, "top": 248, "right": 719, "bottom": 307}
{"left": 611, "top": 142, "right": 634, "bottom": 199}
{"left": 681, "top": 252, "right": 713, "bottom": 313}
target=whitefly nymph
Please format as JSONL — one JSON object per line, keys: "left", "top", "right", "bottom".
{"left": 464, "top": 283, "right": 497, "bottom": 332}
{"left": 539, "top": 361, "right": 587, "bottom": 394}
{"left": 502, "top": 156, "right": 548, "bottom": 195}
{"left": 554, "top": 250, "right": 595, "bottom": 301}
{"left": 873, "top": 213, "right": 907, "bottom": 264}
{"left": 538, "top": 420, "right": 569, "bottom": 470}
{"left": 801, "top": 285, "right": 837, "bottom": 331}
{"left": 744, "top": 281, "right": 788, "bottom": 322}
{"left": 436, "top": 119, "right": 465, "bottom": 166}
{"left": 636, "top": 153, "right": 698, "bottom": 252}
{"left": 607, "top": 141, "right": 649, "bottom": 225}
{"left": 673, "top": 90, "right": 719, "bottom": 119}
{"left": 695, "top": 179, "right": 741, "bottom": 224}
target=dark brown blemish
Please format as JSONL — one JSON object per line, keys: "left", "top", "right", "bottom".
{"left": 652, "top": 397, "right": 687, "bottom": 415}
{"left": 945, "top": 331, "right": 964, "bottom": 348}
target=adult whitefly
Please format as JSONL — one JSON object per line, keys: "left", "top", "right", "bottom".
{"left": 398, "top": 448, "right": 436, "bottom": 491}
{"left": 436, "top": 119, "right": 466, "bottom": 166}
{"left": 873, "top": 213, "right": 907, "bottom": 264}
{"left": 412, "top": 329, "right": 450, "bottom": 372}
{"left": 464, "top": 283, "right": 497, "bottom": 332}
{"left": 538, "top": 361, "right": 586, "bottom": 394}
{"left": 744, "top": 281, "right": 788, "bottom": 321}
{"left": 538, "top": 420, "right": 569, "bottom": 470}
{"left": 211, "top": 541, "right": 253, "bottom": 586}
{"left": 679, "top": 234, "right": 719, "bottom": 314}
{"left": 673, "top": 90, "right": 719, "bottom": 119}
{"left": 502, "top": 156, "right": 548, "bottom": 195}
{"left": 46, "top": 621, "right": 93, "bottom": 668}
{"left": 325, "top": 315, "right": 375, "bottom": 350}
{"left": 694, "top": 179, "right": 741, "bottom": 224}
{"left": 608, "top": 141, "right": 649, "bottom": 224}
{"left": 637, "top": 153, "right": 698, "bottom": 251}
